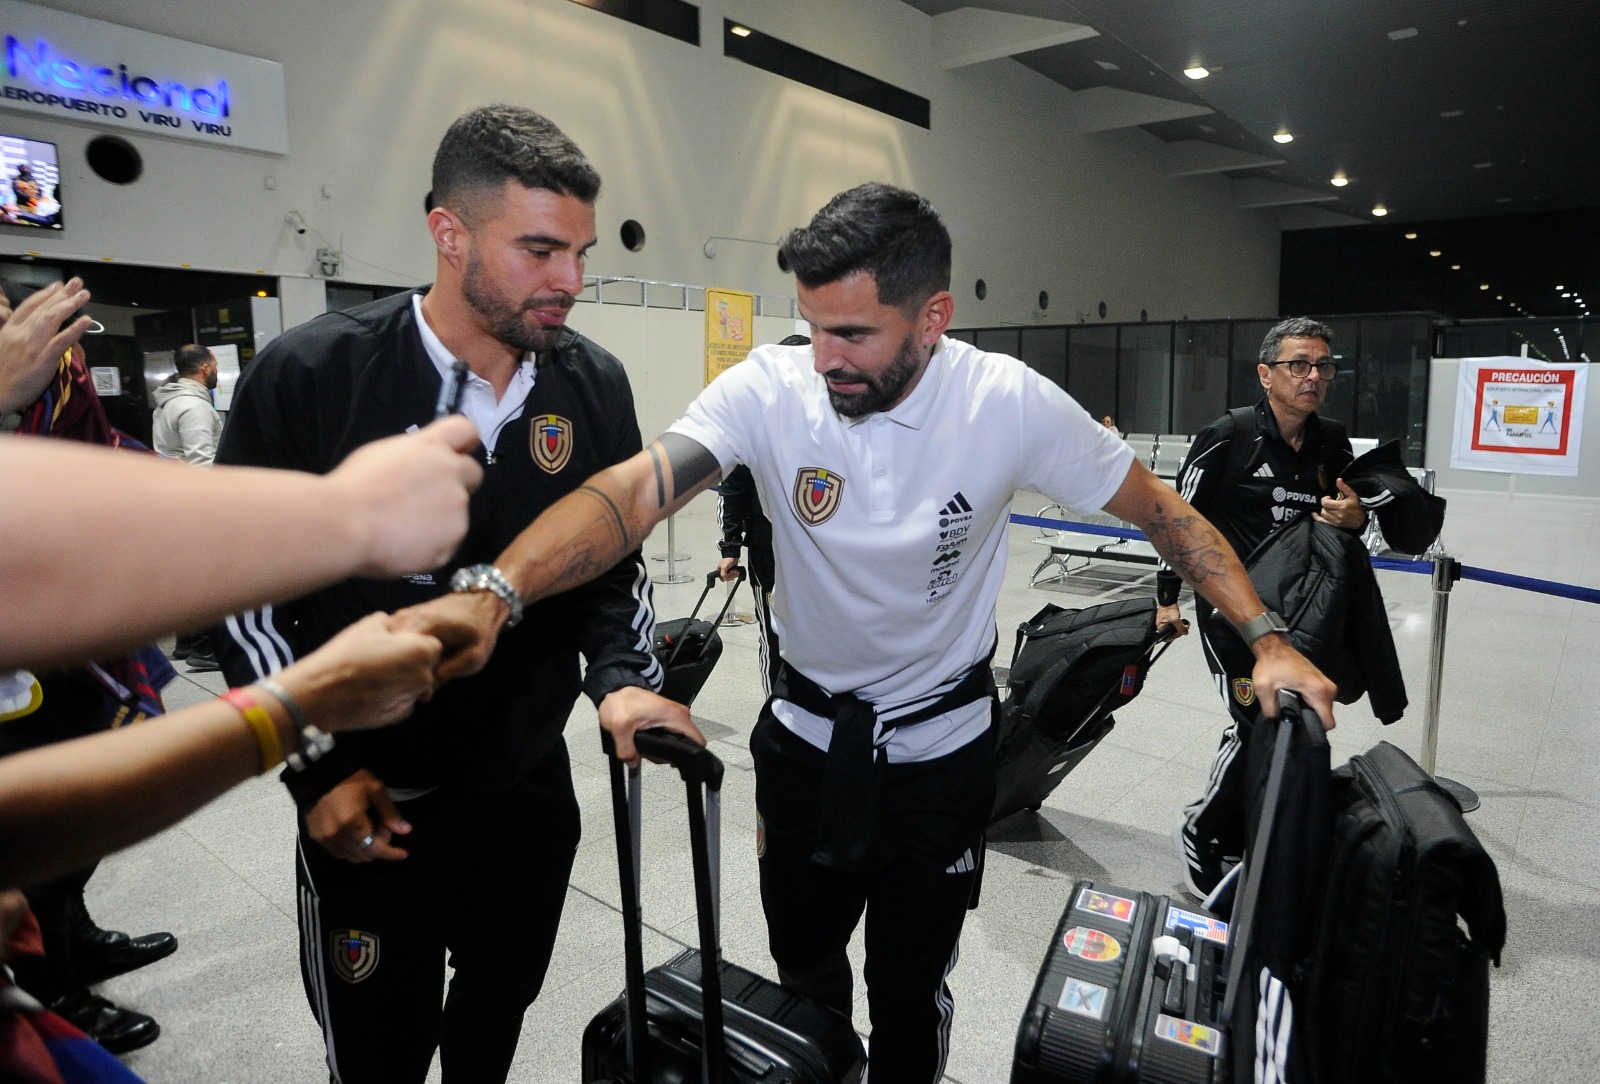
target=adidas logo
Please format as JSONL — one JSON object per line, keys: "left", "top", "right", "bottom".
{"left": 941, "top": 492, "right": 974, "bottom": 516}
{"left": 945, "top": 847, "right": 977, "bottom": 875}
{"left": 1253, "top": 463, "right": 1274, "bottom": 479}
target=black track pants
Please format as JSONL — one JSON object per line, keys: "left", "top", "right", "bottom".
{"left": 752, "top": 708, "right": 993, "bottom": 1084}
{"left": 295, "top": 742, "right": 580, "bottom": 1084}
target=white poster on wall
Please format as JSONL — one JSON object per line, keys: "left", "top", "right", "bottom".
{"left": 0, "top": 0, "right": 288, "bottom": 154}
{"left": 1450, "top": 356, "right": 1588, "bottom": 476}
{"left": 209, "top": 343, "right": 240, "bottom": 413}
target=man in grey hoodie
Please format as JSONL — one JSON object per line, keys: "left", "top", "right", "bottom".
{"left": 151, "top": 344, "right": 220, "bottom": 466}
{"left": 153, "top": 344, "right": 224, "bottom": 670}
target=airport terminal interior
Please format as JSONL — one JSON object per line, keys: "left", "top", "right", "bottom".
{"left": 4, "top": 0, "right": 1600, "bottom": 1081}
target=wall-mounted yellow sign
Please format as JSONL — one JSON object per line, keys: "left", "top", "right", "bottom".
{"left": 705, "top": 287, "right": 754, "bottom": 385}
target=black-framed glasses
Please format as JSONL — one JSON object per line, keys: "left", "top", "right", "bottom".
{"left": 1269, "top": 359, "right": 1338, "bottom": 380}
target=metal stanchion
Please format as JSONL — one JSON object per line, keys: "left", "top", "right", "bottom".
{"left": 717, "top": 574, "right": 755, "bottom": 627}
{"left": 649, "top": 515, "right": 692, "bottom": 585}
{"left": 1421, "top": 555, "right": 1480, "bottom": 812}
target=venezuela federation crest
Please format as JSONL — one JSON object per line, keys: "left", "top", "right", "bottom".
{"left": 792, "top": 467, "right": 845, "bottom": 526}
{"left": 330, "top": 929, "right": 380, "bottom": 984}
{"left": 531, "top": 414, "right": 573, "bottom": 474}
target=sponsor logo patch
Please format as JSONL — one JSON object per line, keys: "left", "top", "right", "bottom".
{"left": 792, "top": 467, "right": 845, "bottom": 526}
{"left": 1058, "top": 976, "right": 1109, "bottom": 1021}
{"left": 531, "top": 414, "right": 574, "bottom": 474}
{"left": 1076, "top": 887, "right": 1137, "bottom": 924}
{"left": 330, "top": 929, "right": 380, "bottom": 984}
{"left": 1061, "top": 925, "right": 1122, "bottom": 962}
{"left": 1232, "top": 678, "right": 1255, "bottom": 706}
{"left": 1155, "top": 1014, "right": 1222, "bottom": 1057}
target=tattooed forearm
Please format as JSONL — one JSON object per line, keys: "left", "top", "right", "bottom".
{"left": 576, "top": 485, "right": 635, "bottom": 551}
{"left": 1143, "top": 503, "right": 1230, "bottom": 588}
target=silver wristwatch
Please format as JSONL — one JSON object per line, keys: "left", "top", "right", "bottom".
{"left": 1236, "top": 610, "right": 1289, "bottom": 645}
{"left": 450, "top": 563, "right": 524, "bottom": 628}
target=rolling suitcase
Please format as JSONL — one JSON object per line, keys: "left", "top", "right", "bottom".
{"left": 653, "top": 567, "right": 745, "bottom": 707}
{"left": 991, "top": 598, "right": 1180, "bottom": 823}
{"left": 1010, "top": 693, "right": 1320, "bottom": 1083}
{"left": 581, "top": 728, "right": 866, "bottom": 1084}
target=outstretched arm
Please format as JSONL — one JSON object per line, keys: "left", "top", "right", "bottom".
{"left": 1104, "top": 460, "right": 1337, "bottom": 727}
{"left": 394, "top": 432, "right": 723, "bottom": 681}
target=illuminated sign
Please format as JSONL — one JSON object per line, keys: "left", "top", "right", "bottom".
{"left": 0, "top": 0, "right": 286, "bottom": 154}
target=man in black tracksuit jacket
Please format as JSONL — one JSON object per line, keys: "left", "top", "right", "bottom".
{"left": 217, "top": 107, "right": 682, "bottom": 1084}
{"left": 1160, "top": 317, "right": 1368, "bottom": 899}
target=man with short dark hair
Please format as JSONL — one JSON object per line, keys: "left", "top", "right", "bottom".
{"left": 1161, "top": 316, "right": 1369, "bottom": 898}
{"left": 216, "top": 105, "right": 692, "bottom": 1084}
{"left": 397, "top": 183, "right": 1336, "bottom": 1080}
{"left": 151, "top": 344, "right": 220, "bottom": 467}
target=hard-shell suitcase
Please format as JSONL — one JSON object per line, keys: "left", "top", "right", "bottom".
{"left": 653, "top": 568, "right": 745, "bottom": 707}
{"left": 580, "top": 729, "right": 865, "bottom": 1084}
{"left": 1010, "top": 693, "right": 1318, "bottom": 1083}
{"left": 1010, "top": 881, "right": 1231, "bottom": 1083}
{"left": 991, "top": 598, "right": 1178, "bottom": 823}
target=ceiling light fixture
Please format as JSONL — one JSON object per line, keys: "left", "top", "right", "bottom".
{"left": 1440, "top": 109, "right": 1465, "bottom": 118}
{"left": 1371, "top": 205, "right": 1388, "bottom": 216}
{"left": 1405, "top": 232, "right": 1418, "bottom": 239}
{"left": 1480, "top": 284, "right": 1490, "bottom": 290}
{"left": 1273, "top": 131, "right": 1294, "bottom": 144}
{"left": 1496, "top": 295, "right": 1503, "bottom": 300}
{"left": 730, "top": 24, "right": 752, "bottom": 36}
{"left": 1557, "top": 285, "right": 1565, "bottom": 290}
{"left": 1331, "top": 174, "right": 1349, "bottom": 187}
{"left": 1388, "top": 27, "right": 1419, "bottom": 41}
{"left": 1472, "top": 161, "right": 1493, "bottom": 169}
{"left": 1451, "top": 264, "right": 1461, "bottom": 270}
{"left": 1183, "top": 66, "right": 1210, "bottom": 80}
{"left": 1429, "top": 250, "right": 1442, "bottom": 257}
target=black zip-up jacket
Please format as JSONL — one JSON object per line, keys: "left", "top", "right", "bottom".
{"left": 216, "top": 289, "right": 662, "bottom": 809}
{"left": 1156, "top": 398, "right": 1354, "bottom": 607}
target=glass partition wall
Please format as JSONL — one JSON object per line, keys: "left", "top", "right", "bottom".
{"left": 951, "top": 313, "right": 1445, "bottom": 466}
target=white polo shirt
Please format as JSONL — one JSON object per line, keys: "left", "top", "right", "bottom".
{"left": 412, "top": 294, "right": 535, "bottom": 455}
{"left": 666, "top": 335, "right": 1134, "bottom": 761}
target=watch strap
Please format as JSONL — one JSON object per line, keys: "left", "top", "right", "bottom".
{"left": 1237, "top": 610, "right": 1289, "bottom": 645}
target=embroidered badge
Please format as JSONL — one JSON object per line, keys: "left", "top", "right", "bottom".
{"left": 1232, "top": 678, "right": 1255, "bottom": 707}
{"left": 330, "top": 929, "right": 380, "bottom": 984}
{"left": 755, "top": 813, "right": 766, "bottom": 860}
{"left": 531, "top": 414, "right": 573, "bottom": 474}
{"left": 792, "top": 467, "right": 845, "bottom": 526}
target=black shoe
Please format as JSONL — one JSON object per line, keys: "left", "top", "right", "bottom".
{"left": 184, "top": 653, "right": 221, "bottom": 673}
{"left": 168, "top": 644, "right": 191, "bottom": 660}
{"left": 73, "top": 927, "right": 178, "bottom": 986}
{"left": 48, "top": 991, "right": 161, "bottom": 1054}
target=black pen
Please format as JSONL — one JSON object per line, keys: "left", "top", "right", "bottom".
{"left": 435, "top": 360, "right": 469, "bottom": 418}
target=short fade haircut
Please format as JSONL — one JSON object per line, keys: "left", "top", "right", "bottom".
{"left": 780, "top": 183, "right": 951, "bottom": 311}
{"left": 431, "top": 105, "right": 600, "bottom": 225}
{"left": 1259, "top": 316, "right": 1334, "bottom": 367}
{"left": 174, "top": 344, "right": 212, "bottom": 376}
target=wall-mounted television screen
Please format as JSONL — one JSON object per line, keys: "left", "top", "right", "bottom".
{"left": 0, "top": 135, "right": 62, "bottom": 231}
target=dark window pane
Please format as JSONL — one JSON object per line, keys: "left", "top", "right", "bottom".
{"left": 1357, "top": 316, "right": 1432, "bottom": 465}
{"left": 1173, "top": 322, "right": 1230, "bottom": 435}
{"left": 973, "top": 328, "right": 1019, "bottom": 359}
{"left": 1019, "top": 327, "right": 1067, "bottom": 389}
{"left": 1068, "top": 326, "right": 1118, "bottom": 426}
{"left": 1229, "top": 320, "right": 1276, "bottom": 408}
{"left": 1118, "top": 323, "right": 1172, "bottom": 434}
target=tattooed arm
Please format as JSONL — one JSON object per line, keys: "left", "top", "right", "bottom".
{"left": 390, "top": 433, "right": 723, "bottom": 684}
{"left": 1102, "top": 460, "right": 1337, "bottom": 727}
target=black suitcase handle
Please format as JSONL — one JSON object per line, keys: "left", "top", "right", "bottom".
{"left": 662, "top": 566, "right": 748, "bottom": 669}
{"left": 603, "top": 729, "right": 729, "bottom": 1084}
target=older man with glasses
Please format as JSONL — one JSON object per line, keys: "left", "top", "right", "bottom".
{"left": 1158, "top": 316, "right": 1368, "bottom": 898}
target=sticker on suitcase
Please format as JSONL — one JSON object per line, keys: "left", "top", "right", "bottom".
{"left": 1061, "top": 926, "right": 1122, "bottom": 962}
{"left": 1075, "top": 887, "right": 1137, "bottom": 924}
{"left": 1164, "top": 906, "right": 1229, "bottom": 945}
{"left": 1154, "top": 1014, "right": 1222, "bottom": 1057}
{"left": 1057, "top": 976, "right": 1109, "bottom": 1021}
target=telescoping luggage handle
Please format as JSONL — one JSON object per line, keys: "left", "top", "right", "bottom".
{"left": 600, "top": 727, "right": 729, "bottom": 1084}
{"left": 662, "top": 566, "right": 748, "bottom": 670}
{"left": 1219, "top": 690, "right": 1321, "bottom": 1031}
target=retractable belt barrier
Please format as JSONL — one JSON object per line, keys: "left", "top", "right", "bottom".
{"left": 1012, "top": 512, "right": 1600, "bottom": 814}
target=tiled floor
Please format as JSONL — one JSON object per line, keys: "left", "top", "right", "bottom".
{"left": 83, "top": 488, "right": 1600, "bottom": 1082}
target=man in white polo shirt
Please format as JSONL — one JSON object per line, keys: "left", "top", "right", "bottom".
{"left": 398, "top": 183, "right": 1336, "bottom": 1081}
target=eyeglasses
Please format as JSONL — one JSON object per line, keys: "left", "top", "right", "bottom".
{"left": 1269, "top": 359, "right": 1338, "bottom": 380}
